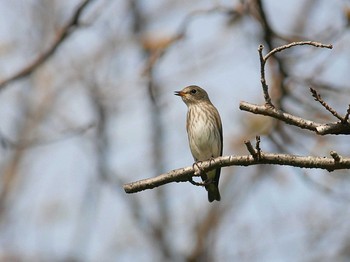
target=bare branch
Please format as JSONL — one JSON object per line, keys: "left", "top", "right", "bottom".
{"left": 0, "top": 0, "right": 95, "bottom": 90}
{"left": 264, "top": 41, "right": 332, "bottom": 61}
{"left": 239, "top": 101, "right": 350, "bottom": 135}
{"left": 315, "top": 123, "right": 350, "bottom": 135}
{"left": 240, "top": 101, "right": 319, "bottom": 130}
{"left": 258, "top": 45, "right": 273, "bottom": 106}
{"left": 255, "top": 136, "right": 261, "bottom": 160}
{"left": 257, "top": 42, "right": 332, "bottom": 107}
{"left": 243, "top": 42, "right": 350, "bottom": 136}
{"left": 124, "top": 152, "right": 350, "bottom": 193}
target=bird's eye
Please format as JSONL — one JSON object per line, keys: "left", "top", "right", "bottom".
{"left": 190, "top": 89, "right": 197, "bottom": 94}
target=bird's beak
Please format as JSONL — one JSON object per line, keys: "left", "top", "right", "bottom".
{"left": 174, "top": 91, "right": 185, "bottom": 97}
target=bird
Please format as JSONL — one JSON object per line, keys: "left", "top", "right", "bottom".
{"left": 175, "top": 85, "right": 223, "bottom": 202}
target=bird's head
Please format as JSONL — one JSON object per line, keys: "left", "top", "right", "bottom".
{"left": 174, "top": 85, "right": 210, "bottom": 106}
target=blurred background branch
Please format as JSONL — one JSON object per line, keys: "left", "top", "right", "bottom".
{"left": 0, "top": 0, "right": 95, "bottom": 90}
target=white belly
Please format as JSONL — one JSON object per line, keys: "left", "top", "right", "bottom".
{"left": 187, "top": 109, "right": 221, "bottom": 161}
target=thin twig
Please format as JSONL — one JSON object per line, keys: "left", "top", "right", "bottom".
{"left": 254, "top": 0, "right": 290, "bottom": 107}
{"left": 244, "top": 140, "right": 257, "bottom": 158}
{"left": 257, "top": 41, "right": 332, "bottom": 107}
{"left": 264, "top": 41, "right": 332, "bottom": 61}
{"left": 310, "top": 87, "right": 344, "bottom": 121}
{"left": 255, "top": 136, "right": 261, "bottom": 160}
{"left": 258, "top": 45, "right": 273, "bottom": 106}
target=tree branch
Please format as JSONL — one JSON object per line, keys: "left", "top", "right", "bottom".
{"left": 264, "top": 41, "right": 332, "bottom": 61}
{"left": 239, "top": 101, "right": 350, "bottom": 135}
{"left": 258, "top": 45, "right": 273, "bottom": 106}
{"left": 239, "top": 41, "right": 350, "bottom": 135}
{"left": 257, "top": 41, "right": 332, "bottom": 107}
{"left": 124, "top": 152, "right": 350, "bottom": 193}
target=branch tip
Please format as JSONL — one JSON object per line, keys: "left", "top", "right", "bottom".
{"left": 309, "top": 87, "right": 319, "bottom": 101}
{"left": 310, "top": 87, "right": 344, "bottom": 121}
{"left": 258, "top": 44, "right": 264, "bottom": 52}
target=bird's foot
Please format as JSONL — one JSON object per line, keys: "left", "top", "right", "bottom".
{"left": 192, "top": 157, "right": 216, "bottom": 176}
{"left": 192, "top": 160, "right": 204, "bottom": 176}
{"left": 189, "top": 177, "right": 212, "bottom": 187}
{"left": 208, "top": 156, "right": 216, "bottom": 168}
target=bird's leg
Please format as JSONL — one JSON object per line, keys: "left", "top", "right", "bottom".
{"left": 190, "top": 158, "right": 218, "bottom": 186}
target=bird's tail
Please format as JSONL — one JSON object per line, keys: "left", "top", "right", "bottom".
{"left": 203, "top": 168, "right": 221, "bottom": 202}
{"left": 207, "top": 183, "right": 221, "bottom": 202}
{"left": 205, "top": 168, "right": 221, "bottom": 202}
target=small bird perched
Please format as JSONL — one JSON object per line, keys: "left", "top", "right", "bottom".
{"left": 175, "top": 85, "right": 223, "bottom": 202}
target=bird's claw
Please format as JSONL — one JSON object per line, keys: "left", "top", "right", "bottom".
{"left": 192, "top": 160, "right": 204, "bottom": 176}
{"left": 189, "top": 177, "right": 212, "bottom": 187}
